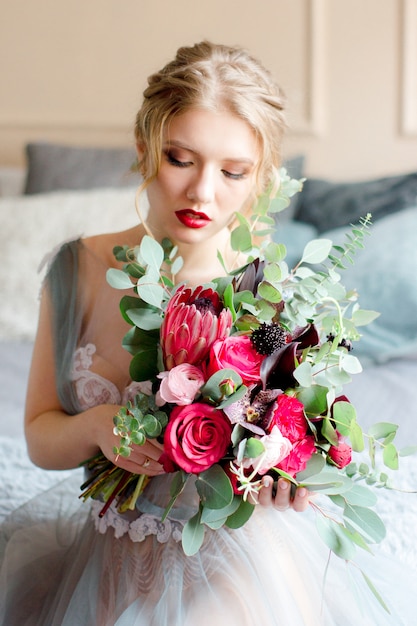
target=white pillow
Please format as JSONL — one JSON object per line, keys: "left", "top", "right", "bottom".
{"left": 0, "top": 187, "right": 140, "bottom": 341}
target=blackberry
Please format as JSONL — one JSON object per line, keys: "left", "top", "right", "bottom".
{"left": 251, "top": 322, "right": 287, "bottom": 355}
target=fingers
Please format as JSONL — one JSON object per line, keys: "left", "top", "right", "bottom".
{"left": 258, "top": 477, "right": 310, "bottom": 512}
{"left": 115, "top": 441, "right": 165, "bottom": 476}
{"left": 290, "top": 486, "right": 309, "bottom": 512}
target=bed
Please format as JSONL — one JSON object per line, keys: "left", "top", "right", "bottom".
{"left": 1, "top": 142, "right": 417, "bottom": 574}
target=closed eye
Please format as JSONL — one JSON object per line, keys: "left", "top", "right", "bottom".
{"left": 165, "top": 150, "right": 192, "bottom": 168}
{"left": 222, "top": 170, "right": 246, "bottom": 180}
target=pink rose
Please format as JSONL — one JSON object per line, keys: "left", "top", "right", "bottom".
{"left": 243, "top": 425, "right": 293, "bottom": 475}
{"left": 206, "top": 335, "right": 264, "bottom": 385}
{"left": 277, "top": 435, "right": 316, "bottom": 477}
{"left": 163, "top": 403, "right": 232, "bottom": 474}
{"left": 328, "top": 441, "right": 352, "bottom": 468}
{"left": 156, "top": 364, "right": 205, "bottom": 406}
{"left": 269, "top": 394, "right": 307, "bottom": 442}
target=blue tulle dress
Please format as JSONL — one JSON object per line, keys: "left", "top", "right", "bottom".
{"left": 0, "top": 240, "right": 415, "bottom": 625}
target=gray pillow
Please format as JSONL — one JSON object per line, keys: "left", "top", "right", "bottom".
{"left": 24, "top": 142, "right": 138, "bottom": 194}
{"left": 295, "top": 172, "right": 417, "bottom": 232}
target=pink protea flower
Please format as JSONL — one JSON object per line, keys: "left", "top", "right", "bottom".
{"left": 160, "top": 286, "right": 233, "bottom": 370}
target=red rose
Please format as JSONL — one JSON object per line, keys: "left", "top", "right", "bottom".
{"left": 269, "top": 394, "right": 307, "bottom": 442}
{"left": 328, "top": 441, "right": 352, "bottom": 468}
{"left": 206, "top": 335, "right": 264, "bottom": 385}
{"left": 163, "top": 403, "right": 232, "bottom": 474}
{"left": 277, "top": 436, "right": 316, "bottom": 477}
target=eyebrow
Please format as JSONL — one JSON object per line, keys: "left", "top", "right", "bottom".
{"left": 164, "top": 140, "right": 256, "bottom": 166}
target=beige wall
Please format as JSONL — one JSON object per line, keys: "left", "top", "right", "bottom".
{"left": 1, "top": 0, "right": 416, "bottom": 180}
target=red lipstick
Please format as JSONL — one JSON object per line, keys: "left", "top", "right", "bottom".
{"left": 175, "top": 209, "right": 211, "bottom": 229}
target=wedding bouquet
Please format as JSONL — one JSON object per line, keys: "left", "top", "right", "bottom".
{"left": 80, "top": 169, "right": 412, "bottom": 606}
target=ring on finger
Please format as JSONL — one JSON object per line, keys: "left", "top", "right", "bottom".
{"left": 142, "top": 457, "right": 151, "bottom": 468}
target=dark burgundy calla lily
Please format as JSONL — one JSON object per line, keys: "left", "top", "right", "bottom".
{"left": 235, "top": 258, "right": 266, "bottom": 295}
{"left": 260, "top": 323, "right": 320, "bottom": 391}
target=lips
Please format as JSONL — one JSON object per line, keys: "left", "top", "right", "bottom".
{"left": 175, "top": 209, "right": 211, "bottom": 229}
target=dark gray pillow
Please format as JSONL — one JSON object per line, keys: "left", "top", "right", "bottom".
{"left": 295, "top": 171, "right": 417, "bottom": 232}
{"left": 24, "top": 142, "right": 138, "bottom": 194}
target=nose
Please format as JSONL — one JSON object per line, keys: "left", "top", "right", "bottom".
{"left": 186, "top": 167, "right": 215, "bottom": 204}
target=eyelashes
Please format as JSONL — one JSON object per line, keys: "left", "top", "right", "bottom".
{"left": 164, "top": 150, "right": 246, "bottom": 180}
{"left": 164, "top": 150, "right": 191, "bottom": 168}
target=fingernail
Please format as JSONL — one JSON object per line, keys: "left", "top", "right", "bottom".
{"left": 297, "top": 487, "right": 307, "bottom": 498}
{"left": 263, "top": 476, "right": 272, "bottom": 488}
{"left": 279, "top": 480, "right": 289, "bottom": 490}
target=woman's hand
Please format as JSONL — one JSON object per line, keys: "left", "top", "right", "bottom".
{"left": 257, "top": 476, "right": 310, "bottom": 512}
{"left": 113, "top": 440, "right": 165, "bottom": 477}
{"left": 94, "top": 405, "right": 165, "bottom": 477}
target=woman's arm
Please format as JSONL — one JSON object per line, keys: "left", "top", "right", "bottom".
{"left": 24, "top": 289, "right": 164, "bottom": 475}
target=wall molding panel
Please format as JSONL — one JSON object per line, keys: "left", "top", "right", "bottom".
{"left": 401, "top": 0, "right": 417, "bottom": 136}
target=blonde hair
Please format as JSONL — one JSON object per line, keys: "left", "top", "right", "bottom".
{"left": 134, "top": 41, "right": 287, "bottom": 196}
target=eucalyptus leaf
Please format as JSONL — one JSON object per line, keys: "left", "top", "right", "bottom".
{"left": 225, "top": 498, "right": 255, "bottom": 529}
{"left": 106, "top": 268, "right": 134, "bottom": 290}
{"left": 344, "top": 505, "right": 386, "bottom": 544}
{"left": 332, "top": 401, "right": 357, "bottom": 436}
{"left": 296, "top": 385, "right": 328, "bottom": 418}
{"left": 263, "top": 262, "right": 282, "bottom": 283}
{"left": 350, "top": 422, "right": 365, "bottom": 452}
{"left": 296, "top": 453, "right": 326, "bottom": 480}
{"left": 368, "top": 422, "right": 399, "bottom": 440}
{"left": 139, "top": 235, "right": 164, "bottom": 270}
{"left": 257, "top": 281, "right": 282, "bottom": 303}
{"left": 300, "top": 239, "right": 333, "bottom": 265}
{"left": 244, "top": 438, "right": 265, "bottom": 459}
{"left": 200, "top": 369, "right": 243, "bottom": 402}
{"left": 322, "top": 418, "right": 339, "bottom": 446}
{"left": 182, "top": 511, "right": 205, "bottom": 556}
{"left": 137, "top": 281, "right": 165, "bottom": 309}
{"left": 293, "top": 361, "right": 314, "bottom": 387}
{"left": 352, "top": 309, "right": 380, "bottom": 326}
{"left": 343, "top": 483, "right": 378, "bottom": 507}
{"left": 201, "top": 497, "right": 241, "bottom": 525}
{"left": 340, "top": 354, "right": 362, "bottom": 375}
{"left": 315, "top": 515, "right": 356, "bottom": 560}
{"left": 382, "top": 443, "right": 399, "bottom": 470}
{"left": 264, "top": 241, "right": 287, "bottom": 263}
{"left": 360, "top": 570, "right": 391, "bottom": 613}
{"left": 302, "top": 472, "right": 353, "bottom": 494}
{"left": 129, "top": 348, "right": 159, "bottom": 382}
{"left": 196, "top": 465, "right": 234, "bottom": 509}
{"left": 231, "top": 223, "right": 252, "bottom": 252}
{"left": 127, "top": 307, "right": 162, "bottom": 331}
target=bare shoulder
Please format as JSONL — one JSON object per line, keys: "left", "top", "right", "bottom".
{"left": 82, "top": 225, "right": 143, "bottom": 267}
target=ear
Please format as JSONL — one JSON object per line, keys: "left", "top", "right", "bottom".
{"left": 136, "top": 141, "right": 145, "bottom": 161}
{"left": 135, "top": 141, "right": 148, "bottom": 177}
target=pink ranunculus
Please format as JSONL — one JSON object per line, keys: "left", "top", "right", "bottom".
{"left": 206, "top": 335, "right": 264, "bottom": 385}
{"left": 163, "top": 403, "right": 232, "bottom": 474}
{"left": 277, "top": 435, "right": 316, "bottom": 477}
{"left": 160, "top": 286, "right": 233, "bottom": 370}
{"left": 243, "top": 425, "right": 293, "bottom": 475}
{"left": 156, "top": 364, "right": 205, "bottom": 406}
{"left": 269, "top": 394, "right": 307, "bottom": 442}
{"left": 328, "top": 441, "right": 352, "bottom": 469}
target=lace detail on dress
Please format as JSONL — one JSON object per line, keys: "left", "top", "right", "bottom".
{"left": 90, "top": 500, "right": 183, "bottom": 544}
{"left": 70, "top": 343, "right": 153, "bottom": 411}
{"left": 71, "top": 344, "right": 121, "bottom": 410}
